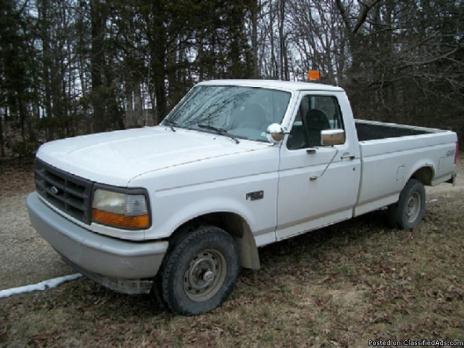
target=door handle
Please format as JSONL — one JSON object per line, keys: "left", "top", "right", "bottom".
{"left": 306, "top": 148, "right": 317, "bottom": 154}
{"left": 341, "top": 154, "right": 355, "bottom": 160}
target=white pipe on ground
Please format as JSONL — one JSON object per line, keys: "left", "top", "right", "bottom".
{"left": 0, "top": 273, "right": 82, "bottom": 299}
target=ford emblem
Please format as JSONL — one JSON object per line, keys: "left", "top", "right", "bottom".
{"left": 48, "top": 186, "right": 59, "bottom": 195}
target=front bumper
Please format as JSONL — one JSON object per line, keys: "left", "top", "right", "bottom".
{"left": 26, "top": 192, "right": 168, "bottom": 294}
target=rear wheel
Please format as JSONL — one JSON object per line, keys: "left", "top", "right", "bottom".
{"left": 160, "top": 225, "right": 240, "bottom": 315}
{"left": 387, "top": 178, "right": 426, "bottom": 229}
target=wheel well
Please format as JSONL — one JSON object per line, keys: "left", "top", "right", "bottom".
{"left": 411, "top": 166, "right": 434, "bottom": 186}
{"left": 170, "top": 212, "right": 260, "bottom": 270}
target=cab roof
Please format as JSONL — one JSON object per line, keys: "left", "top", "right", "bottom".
{"left": 197, "top": 79, "right": 344, "bottom": 92}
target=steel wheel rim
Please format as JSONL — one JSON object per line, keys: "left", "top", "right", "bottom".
{"left": 183, "top": 249, "right": 227, "bottom": 302}
{"left": 406, "top": 192, "right": 421, "bottom": 223}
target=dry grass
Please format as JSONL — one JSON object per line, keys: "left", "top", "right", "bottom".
{"left": 1, "top": 160, "right": 463, "bottom": 347}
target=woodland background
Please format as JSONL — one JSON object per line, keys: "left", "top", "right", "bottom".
{"left": 0, "top": 0, "right": 463, "bottom": 158}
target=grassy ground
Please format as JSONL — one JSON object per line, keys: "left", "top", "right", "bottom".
{"left": 1, "top": 161, "right": 463, "bottom": 347}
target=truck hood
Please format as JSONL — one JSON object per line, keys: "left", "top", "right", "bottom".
{"left": 37, "top": 126, "right": 269, "bottom": 186}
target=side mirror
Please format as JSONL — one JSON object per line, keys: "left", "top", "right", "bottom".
{"left": 321, "top": 129, "right": 345, "bottom": 146}
{"left": 266, "top": 123, "right": 285, "bottom": 143}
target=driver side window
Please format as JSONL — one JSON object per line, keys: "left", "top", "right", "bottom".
{"left": 287, "top": 95, "right": 344, "bottom": 150}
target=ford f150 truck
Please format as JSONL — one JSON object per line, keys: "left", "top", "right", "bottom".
{"left": 27, "top": 80, "right": 458, "bottom": 315}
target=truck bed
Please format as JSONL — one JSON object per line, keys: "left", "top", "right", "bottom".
{"left": 353, "top": 119, "right": 457, "bottom": 217}
{"left": 355, "top": 119, "right": 434, "bottom": 141}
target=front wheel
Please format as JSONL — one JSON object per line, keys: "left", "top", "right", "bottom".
{"left": 387, "top": 178, "right": 426, "bottom": 229}
{"left": 160, "top": 225, "right": 240, "bottom": 315}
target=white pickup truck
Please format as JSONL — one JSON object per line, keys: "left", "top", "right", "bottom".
{"left": 27, "top": 80, "right": 458, "bottom": 315}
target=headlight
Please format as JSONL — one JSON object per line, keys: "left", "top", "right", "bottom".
{"left": 92, "top": 188, "right": 150, "bottom": 229}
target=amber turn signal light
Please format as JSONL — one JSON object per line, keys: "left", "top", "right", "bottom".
{"left": 92, "top": 209, "right": 150, "bottom": 230}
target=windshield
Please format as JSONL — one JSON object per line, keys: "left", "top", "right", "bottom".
{"left": 163, "top": 86, "right": 291, "bottom": 142}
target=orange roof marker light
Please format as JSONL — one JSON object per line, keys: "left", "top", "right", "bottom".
{"left": 307, "top": 70, "right": 321, "bottom": 81}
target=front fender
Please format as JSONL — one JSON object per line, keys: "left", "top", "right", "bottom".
{"left": 160, "top": 197, "right": 257, "bottom": 239}
{"left": 145, "top": 172, "right": 278, "bottom": 241}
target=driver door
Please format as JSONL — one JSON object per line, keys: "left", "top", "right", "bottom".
{"left": 276, "top": 92, "right": 361, "bottom": 240}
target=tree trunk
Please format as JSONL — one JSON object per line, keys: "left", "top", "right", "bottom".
{"left": 269, "top": 0, "right": 277, "bottom": 78}
{"left": 0, "top": 111, "right": 4, "bottom": 157}
{"left": 38, "top": 0, "right": 52, "bottom": 138}
{"left": 278, "top": 0, "right": 286, "bottom": 79}
{"left": 250, "top": 0, "right": 259, "bottom": 78}
{"left": 150, "top": 1, "right": 168, "bottom": 122}
{"left": 90, "top": 0, "right": 106, "bottom": 132}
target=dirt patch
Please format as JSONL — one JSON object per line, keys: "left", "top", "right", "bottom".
{"left": 0, "top": 160, "right": 73, "bottom": 289}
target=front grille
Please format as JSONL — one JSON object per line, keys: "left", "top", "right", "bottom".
{"left": 35, "top": 159, "right": 93, "bottom": 224}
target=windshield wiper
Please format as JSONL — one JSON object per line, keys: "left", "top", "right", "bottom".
{"left": 197, "top": 124, "right": 240, "bottom": 144}
{"left": 162, "top": 119, "right": 177, "bottom": 132}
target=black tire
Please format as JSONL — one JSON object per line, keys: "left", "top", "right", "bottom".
{"left": 160, "top": 225, "right": 240, "bottom": 315}
{"left": 387, "top": 178, "right": 426, "bottom": 229}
